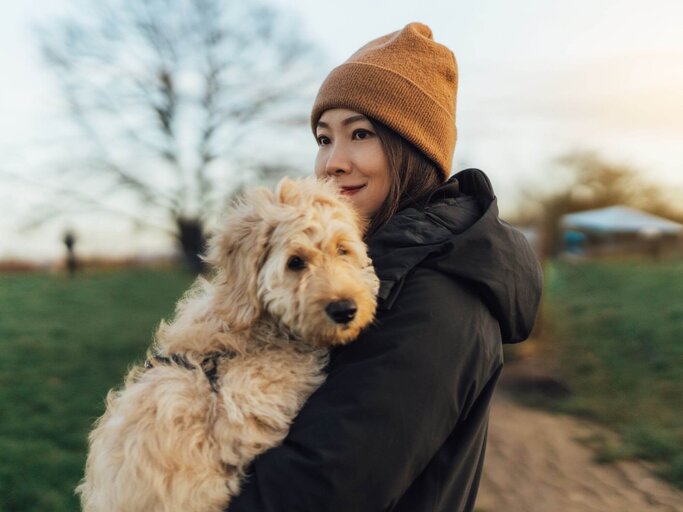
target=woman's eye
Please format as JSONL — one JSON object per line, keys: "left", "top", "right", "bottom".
{"left": 316, "top": 135, "right": 330, "bottom": 146}
{"left": 352, "top": 129, "right": 372, "bottom": 140}
{"left": 287, "top": 255, "right": 307, "bottom": 271}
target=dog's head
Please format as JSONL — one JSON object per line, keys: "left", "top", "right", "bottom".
{"left": 204, "top": 177, "right": 379, "bottom": 346}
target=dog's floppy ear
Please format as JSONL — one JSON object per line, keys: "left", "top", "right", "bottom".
{"left": 275, "top": 176, "right": 306, "bottom": 206}
{"left": 203, "top": 187, "right": 275, "bottom": 330}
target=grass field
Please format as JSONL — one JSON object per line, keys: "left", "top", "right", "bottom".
{"left": 540, "top": 259, "right": 683, "bottom": 488}
{"left": 0, "top": 268, "right": 194, "bottom": 512}
{"left": 2, "top": 262, "right": 683, "bottom": 510}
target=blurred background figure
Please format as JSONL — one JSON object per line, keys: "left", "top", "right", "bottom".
{"left": 62, "top": 229, "right": 78, "bottom": 276}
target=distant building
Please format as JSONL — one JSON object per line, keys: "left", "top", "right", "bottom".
{"left": 560, "top": 206, "right": 683, "bottom": 259}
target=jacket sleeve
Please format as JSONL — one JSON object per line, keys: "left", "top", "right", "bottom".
{"left": 227, "top": 267, "right": 503, "bottom": 511}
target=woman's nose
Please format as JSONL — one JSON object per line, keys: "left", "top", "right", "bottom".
{"left": 325, "top": 145, "right": 352, "bottom": 176}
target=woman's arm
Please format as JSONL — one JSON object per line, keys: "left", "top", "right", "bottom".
{"left": 227, "top": 267, "right": 503, "bottom": 511}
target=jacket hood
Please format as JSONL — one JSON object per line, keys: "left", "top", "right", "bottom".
{"left": 367, "top": 168, "right": 543, "bottom": 344}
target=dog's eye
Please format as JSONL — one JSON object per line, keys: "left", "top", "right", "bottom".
{"left": 287, "top": 256, "right": 307, "bottom": 271}
{"left": 337, "top": 246, "right": 348, "bottom": 256}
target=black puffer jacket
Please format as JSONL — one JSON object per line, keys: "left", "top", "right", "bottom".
{"left": 228, "top": 169, "right": 543, "bottom": 512}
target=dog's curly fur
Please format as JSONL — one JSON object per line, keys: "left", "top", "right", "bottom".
{"left": 77, "top": 177, "right": 379, "bottom": 512}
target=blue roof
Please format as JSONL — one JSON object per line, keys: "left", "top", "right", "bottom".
{"left": 561, "top": 206, "right": 683, "bottom": 234}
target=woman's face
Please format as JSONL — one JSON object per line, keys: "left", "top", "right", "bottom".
{"left": 314, "top": 108, "right": 391, "bottom": 219}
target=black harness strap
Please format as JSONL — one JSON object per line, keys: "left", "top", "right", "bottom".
{"left": 143, "top": 350, "right": 236, "bottom": 393}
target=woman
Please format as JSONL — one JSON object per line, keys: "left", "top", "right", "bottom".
{"left": 229, "top": 22, "right": 543, "bottom": 512}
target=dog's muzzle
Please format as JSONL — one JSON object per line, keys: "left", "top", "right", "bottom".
{"left": 325, "top": 299, "right": 357, "bottom": 324}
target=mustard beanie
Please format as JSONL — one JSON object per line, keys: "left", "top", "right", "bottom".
{"left": 311, "top": 22, "right": 458, "bottom": 180}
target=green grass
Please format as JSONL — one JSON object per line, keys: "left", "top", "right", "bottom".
{"left": 542, "top": 259, "right": 683, "bottom": 488}
{"left": 0, "top": 268, "right": 194, "bottom": 512}
{"left": 4, "top": 261, "right": 683, "bottom": 508}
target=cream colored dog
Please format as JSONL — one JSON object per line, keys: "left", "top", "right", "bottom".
{"left": 77, "top": 177, "right": 379, "bottom": 512}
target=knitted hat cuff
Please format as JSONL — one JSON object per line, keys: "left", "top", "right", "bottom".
{"left": 311, "top": 61, "right": 456, "bottom": 180}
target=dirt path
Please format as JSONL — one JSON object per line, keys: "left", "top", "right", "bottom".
{"left": 475, "top": 391, "right": 683, "bottom": 512}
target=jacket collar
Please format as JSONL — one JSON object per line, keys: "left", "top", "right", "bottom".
{"left": 367, "top": 169, "right": 489, "bottom": 307}
{"left": 365, "top": 168, "right": 543, "bottom": 343}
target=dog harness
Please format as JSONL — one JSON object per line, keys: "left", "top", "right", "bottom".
{"left": 143, "top": 351, "right": 236, "bottom": 393}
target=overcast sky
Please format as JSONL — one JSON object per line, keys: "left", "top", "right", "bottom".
{"left": 1, "top": 0, "right": 682, "bottom": 261}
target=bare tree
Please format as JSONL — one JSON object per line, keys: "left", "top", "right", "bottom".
{"left": 38, "top": 0, "right": 322, "bottom": 271}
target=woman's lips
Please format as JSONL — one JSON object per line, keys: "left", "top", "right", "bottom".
{"left": 340, "top": 185, "right": 366, "bottom": 196}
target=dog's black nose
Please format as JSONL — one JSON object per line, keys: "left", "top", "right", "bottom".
{"left": 325, "top": 299, "right": 357, "bottom": 324}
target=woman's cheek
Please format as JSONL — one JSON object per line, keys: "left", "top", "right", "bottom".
{"left": 313, "top": 151, "right": 326, "bottom": 178}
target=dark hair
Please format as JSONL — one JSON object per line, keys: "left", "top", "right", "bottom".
{"left": 365, "top": 118, "right": 444, "bottom": 237}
